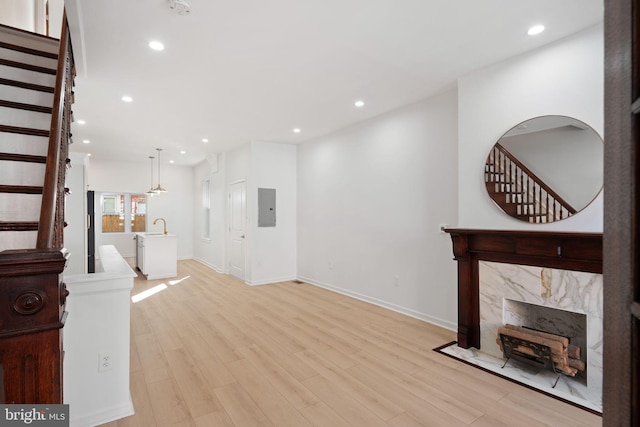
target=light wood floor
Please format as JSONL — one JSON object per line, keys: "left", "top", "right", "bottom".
{"left": 100, "top": 259, "right": 601, "bottom": 427}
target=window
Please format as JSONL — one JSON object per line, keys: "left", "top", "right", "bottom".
{"left": 101, "top": 194, "right": 125, "bottom": 233}
{"left": 131, "top": 195, "right": 147, "bottom": 232}
{"left": 202, "top": 179, "right": 210, "bottom": 239}
{"left": 101, "top": 193, "right": 146, "bottom": 233}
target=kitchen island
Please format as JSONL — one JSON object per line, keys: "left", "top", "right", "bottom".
{"left": 135, "top": 232, "right": 177, "bottom": 279}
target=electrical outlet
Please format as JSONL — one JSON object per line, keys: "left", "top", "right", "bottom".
{"left": 99, "top": 353, "right": 112, "bottom": 372}
{"left": 393, "top": 274, "right": 400, "bottom": 287}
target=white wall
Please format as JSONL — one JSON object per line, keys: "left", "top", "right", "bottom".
{"left": 87, "top": 158, "right": 194, "bottom": 261}
{"left": 64, "top": 152, "right": 89, "bottom": 275}
{"left": 0, "top": 0, "right": 36, "bottom": 32}
{"left": 0, "top": 0, "right": 60, "bottom": 36}
{"left": 47, "top": 0, "right": 64, "bottom": 37}
{"left": 249, "top": 141, "right": 297, "bottom": 285}
{"left": 297, "top": 89, "right": 459, "bottom": 329}
{"left": 193, "top": 154, "right": 227, "bottom": 272}
{"left": 458, "top": 24, "right": 604, "bottom": 231}
{"left": 214, "top": 142, "right": 297, "bottom": 285}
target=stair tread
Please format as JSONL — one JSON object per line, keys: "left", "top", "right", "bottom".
{"left": 0, "top": 124, "right": 49, "bottom": 137}
{"left": 0, "top": 152, "right": 47, "bottom": 163}
{"left": 0, "top": 221, "right": 38, "bottom": 231}
{"left": 0, "top": 185, "right": 43, "bottom": 194}
{"left": 0, "top": 99, "right": 52, "bottom": 114}
{"left": 0, "top": 58, "right": 56, "bottom": 75}
{"left": 0, "top": 40, "right": 58, "bottom": 59}
{"left": 0, "top": 77, "right": 54, "bottom": 93}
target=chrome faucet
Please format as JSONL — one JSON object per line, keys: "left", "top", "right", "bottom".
{"left": 153, "top": 217, "right": 167, "bottom": 235}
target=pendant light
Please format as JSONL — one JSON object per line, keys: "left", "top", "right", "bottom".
{"left": 146, "top": 156, "right": 157, "bottom": 195}
{"left": 153, "top": 148, "right": 168, "bottom": 193}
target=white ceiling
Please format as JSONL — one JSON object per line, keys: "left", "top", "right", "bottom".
{"left": 64, "top": 0, "right": 603, "bottom": 166}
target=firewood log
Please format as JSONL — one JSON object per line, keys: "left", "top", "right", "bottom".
{"left": 504, "top": 324, "right": 569, "bottom": 348}
{"left": 554, "top": 365, "right": 578, "bottom": 377}
{"left": 568, "top": 344, "right": 581, "bottom": 359}
{"left": 568, "top": 358, "right": 586, "bottom": 372}
{"left": 497, "top": 327, "right": 564, "bottom": 355}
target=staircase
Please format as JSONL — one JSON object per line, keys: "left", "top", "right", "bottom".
{"left": 485, "top": 143, "right": 577, "bottom": 223}
{"left": 0, "top": 26, "right": 57, "bottom": 251}
{"left": 0, "top": 20, "right": 74, "bottom": 404}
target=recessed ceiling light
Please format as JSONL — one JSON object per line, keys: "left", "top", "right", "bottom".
{"left": 202, "top": 138, "right": 209, "bottom": 143}
{"left": 180, "top": 150, "right": 187, "bottom": 154}
{"left": 77, "top": 120, "right": 86, "bottom": 125}
{"left": 121, "top": 95, "right": 133, "bottom": 102}
{"left": 527, "top": 24, "right": 545, "bottom": 36}
{"left": 354, "top": 100, "right": 365, "bottom": 107}
{"left": 149, "top": 41, "right": 164, "bottom": 51}
{"left": 87, "top": 153, "right": 92, "bottom": 157}
{"left": 169, "top": 160, "right": 175, "bottom": 164}
{"left": 293, "top": 128, "right": 301, "bottom": 133}
{"left": 82, "top": 139, "right": 90, "bottom": 144}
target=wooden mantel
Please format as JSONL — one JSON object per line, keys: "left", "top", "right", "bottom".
{"left": 444, "top": 228, "right": 603, "bottom": 349}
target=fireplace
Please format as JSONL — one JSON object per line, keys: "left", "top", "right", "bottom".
{"left": 497, "top": 323, "right": 586, "bottom": 384}
{"left": 500, "top": 300, "right": 588, "bottom": 384}
{"left": 445, "top": 229, "right": 603, "bottom": 412}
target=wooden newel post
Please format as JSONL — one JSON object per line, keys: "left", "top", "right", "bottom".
{"left": 0, "top": 249, "right": 68, "bottom": 403}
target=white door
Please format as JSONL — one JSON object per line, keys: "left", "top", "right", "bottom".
{"left": 228, "top": 180, "right": 246, "bottom": 280}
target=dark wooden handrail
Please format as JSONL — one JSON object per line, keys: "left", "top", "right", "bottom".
{"left": 36, "top": 11, "right": 72, "bottom": 249}
{"left": 486, "top": 142, "right": 577, "bottom": 223}
{"left": 494, "top": 143, "right": 577, "bottom": 214}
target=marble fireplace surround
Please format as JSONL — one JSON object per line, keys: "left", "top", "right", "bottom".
{"left": 480, "top": 261, "right": 602, "bottom": 400}
{"left": 445, "top": 229, "right": 603, "bottom": 410}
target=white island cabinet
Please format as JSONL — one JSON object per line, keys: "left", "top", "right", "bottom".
{"left": 135, "top": 233, "right": 177, "bottom": 279}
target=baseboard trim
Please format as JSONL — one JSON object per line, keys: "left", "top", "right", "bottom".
{"left": 245, "top": 275, "right": 297, "bottom": 286}
{"left": 186, "top": 260, "right": 456, "bottom": 331}
{"left": 297, "top": 275, "right": 457, "bottom": 332}
{"left": 69, "top": 394, "right": 134, "bottom": 427}
{"left": 193, "top": 257, "right": 225, "bottom": 274}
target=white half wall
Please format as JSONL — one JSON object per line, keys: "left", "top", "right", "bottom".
{"left": 64, "top": 245, "right": 135, "bottom": 427}
{"left": 297, "top": 89, "right": 459, "bottom": 329}
{"left": 86, "top": 158, "right": 194, "bottom": 261}
{"left": 457, "top": 24, "right": 604, "bottom": 231}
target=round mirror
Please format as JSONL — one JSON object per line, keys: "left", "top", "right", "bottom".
{"left": 484, "top": 116, "right": 603, "bottom": 223}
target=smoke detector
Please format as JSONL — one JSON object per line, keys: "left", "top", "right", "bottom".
{"left": 168, "top": 0, "right": 191, "bottom": 14}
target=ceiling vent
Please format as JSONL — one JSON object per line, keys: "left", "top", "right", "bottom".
{"left": 168, "top": 0, "right": 191, "bottom": 14}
